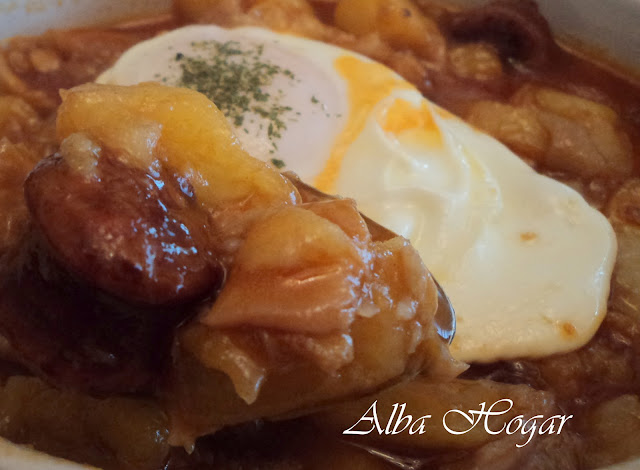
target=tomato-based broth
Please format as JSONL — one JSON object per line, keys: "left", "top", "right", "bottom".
{"left": 0, "top": 1, "right": 639, "bottom": 469}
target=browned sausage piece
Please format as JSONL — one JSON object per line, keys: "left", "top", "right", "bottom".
{"left": 24, "top": 145, "right": 225, "bottom": 307}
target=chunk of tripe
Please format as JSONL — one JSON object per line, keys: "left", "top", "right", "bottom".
{"left": 201, "top": 203, "right": 371, "bottom": 335}
{"left": 57, "top": 82, "right": 299, "bottom": 212}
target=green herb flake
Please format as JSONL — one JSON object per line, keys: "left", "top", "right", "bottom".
{"left": 271, "top": 158, "right": 286, "bottom": 169}
{"left": 175, "top": 40, "right": 299, "bottom": 151}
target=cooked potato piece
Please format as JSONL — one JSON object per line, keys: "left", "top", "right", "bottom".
{"left": 0, "top": 140, "right": 39, "bottom": 255}
{"left": 470, "top": 86, "right": 634, "bottom": 179}
{"left": 174, "top": 0, "right": 338, "bottom": 41}
{"left": 335, "top": 0, "right": 445, "bottom": 62}
{"left": 466, "top": 100, "right": 549, "bottom": 161}
{"left": 528, "top": 87, "right": 618, "bottom": 124}
{"left": 56, "top": 83, "right": 300, "bottom": 214}
{"left": 0, "top": 96, "right": 40, "bottom": 142}
{"left": 611, "top": 225, "right": 640, "bottom": 316}
{"left": 511, "top": 85, "right": 633, "bottom": 178}
{"left": 247, "top": 0, "right": 330, "bottom": 37}
{"left": 200, "top": 203, "right": 369, "bottom": 335}
{"left": 449, "top": 43, "right": 503, "bottom": 82}
{"left": 173, "top": 0, "right": 249, "bottom": 25}
{"left": 0, "top": 376, "right": 169, "bottom": 470}
{"left": 607, "top": 179, "right": 640, "bottom": 317}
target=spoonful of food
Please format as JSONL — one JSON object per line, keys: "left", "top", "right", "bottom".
{"left": 283, "top": 172, "right": 456, "bottom": 345}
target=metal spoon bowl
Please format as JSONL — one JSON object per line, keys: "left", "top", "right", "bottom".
{"left": 283, "top": 172, "right": 456, "bottom": 345}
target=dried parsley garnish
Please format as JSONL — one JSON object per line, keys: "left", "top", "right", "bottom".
{"left": 270, "top": 158, "right": 286, "bottom": 169}
{"left": 175, "top": 40, "right": 297, "bottom": 153}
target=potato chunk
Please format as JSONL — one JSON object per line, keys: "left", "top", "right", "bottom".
{"left": 335, "top": 0, "right": 446, "bottom": 62}
{"left": 449, "top": 44, "right": 503, "bottom": 82}
{"left": 56, "top": 82, "right": 300, "bottom": 213}
{"left": 607, "top": 179, "right": 640, "bottom": 317}
{"left": 511, "top": 85, "right": 633, "bottom": 178}
{"left": 201, "top": 203, "right": 369, "bottom": 334}
{"left": 0, "top": 140, "right": 39, "bottom": 255}
{"left": 466, "top": 101, "right": 549, "bottom": 161}
{"left": 0, "top": 376, "right": 169, "bottom": 470}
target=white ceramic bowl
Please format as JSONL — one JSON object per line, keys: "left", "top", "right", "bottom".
{"left": 0, "top": 0, "right": 172, "bottom": 40}
{"left": 0, "top": 1, "right": 639, "bottom": 469}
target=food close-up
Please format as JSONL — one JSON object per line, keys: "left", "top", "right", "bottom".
{"left": 0, "top": 0, "right": 639, "bottom": 469}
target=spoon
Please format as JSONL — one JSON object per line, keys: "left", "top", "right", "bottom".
{"left": 283, "top": 172, "right": 456, "bottom": 345}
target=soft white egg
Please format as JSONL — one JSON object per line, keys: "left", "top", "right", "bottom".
{"left": 98, "top": 25, "right": 617, "bottom": 363}
{"left": 98, "top": 26, "right": 350, "bottom": 178}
